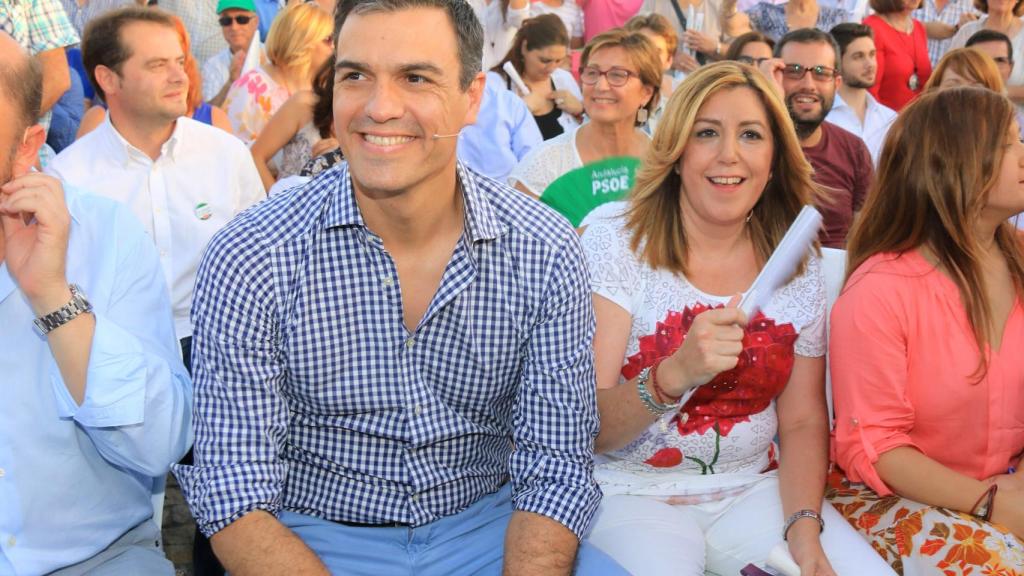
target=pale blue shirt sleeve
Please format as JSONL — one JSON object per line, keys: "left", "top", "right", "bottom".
{"left": 49, "top": 192, "right": 193, "bottom": 477}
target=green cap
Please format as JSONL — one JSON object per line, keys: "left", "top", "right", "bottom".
{"left": 216, "top": 0, "right": 257, "bottom": 13}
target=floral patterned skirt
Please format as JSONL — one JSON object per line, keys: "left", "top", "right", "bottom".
{"left": 825, "top": 471, "right": 1024, "bottom": 575}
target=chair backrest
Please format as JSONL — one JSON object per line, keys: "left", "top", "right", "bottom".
{"left": 820, "top": 247, "right": 847, "bottom": 429}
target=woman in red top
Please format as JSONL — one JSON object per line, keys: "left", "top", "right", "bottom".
{"left": 864, "top": 0, "right": 932, "bottom": 110}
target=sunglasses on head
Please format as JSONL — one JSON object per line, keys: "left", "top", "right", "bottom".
{"left": 781, "top": 63, "right": 838, "bottom": 81}
{"left": 218, "top": 14, "right": 253, "bottom": 26}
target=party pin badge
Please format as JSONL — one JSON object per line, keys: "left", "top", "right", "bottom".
{"left": 194, "top": 202, "right": 212, "bottom": 221}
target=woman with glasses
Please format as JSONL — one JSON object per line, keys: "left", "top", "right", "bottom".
{"left": 509, "top": 29, "right": 660, "bottom": 213}
{"left": 864, "top": 0, "right": 931, "bottom": 110}
{"left": 489, "top": 15, "right": 582, "bottom": 141}
{"left": 223, "top": 2, "right": 333, "bottom": 145}
{"left": 578, "top": 61, "right": 895, "bottom": 576}
{"left": 724, "top": 30, "right": 776, "bottom": 65}
{"left": 827, "top": 86, "right": 1024, "bottom": 575}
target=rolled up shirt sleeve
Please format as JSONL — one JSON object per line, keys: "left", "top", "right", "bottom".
{"left": 173, "top": 224, "right": 290, "bottom": 537}
{"left": 510, "top": 234, "right": 602, "bottom": 540}
{"left": 49, "top": 202, "right": 191, "bottom": 478}
{"left": 829, "top": 270, "right": 920, "bottom": 496}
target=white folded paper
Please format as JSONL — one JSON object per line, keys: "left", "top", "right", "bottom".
{"left": 739, "top": 205, "right": 823, "bottom": 318}
{"left": 766, "top": 543, "right": 801, "bottom": 576}
{"left": 503, "top": 61, "right": 531, "bottom": 96}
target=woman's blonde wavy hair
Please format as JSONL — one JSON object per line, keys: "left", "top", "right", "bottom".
{"left": 265, "top": 3, "right": 333, "bottom": 83}
{"left": 625, "top": 61, "right": 820, "bottom": 276}
{"left": 846, "top": 87, "right": 1024, "bottom": 379}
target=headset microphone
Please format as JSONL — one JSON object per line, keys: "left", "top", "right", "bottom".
{"left": 432, "top": 132, "right": 462, "bottom": 139}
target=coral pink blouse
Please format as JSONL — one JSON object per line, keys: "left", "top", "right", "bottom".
{"left": 831, "top": 251, "right": 1024, "bottom": 495}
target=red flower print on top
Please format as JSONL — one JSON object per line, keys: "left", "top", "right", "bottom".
{"left": 621, "top": 304, "right": 797, "bottom": 439}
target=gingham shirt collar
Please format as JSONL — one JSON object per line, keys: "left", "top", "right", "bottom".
{"left": 323, "top": 162, "right": 508, "bottom": 244}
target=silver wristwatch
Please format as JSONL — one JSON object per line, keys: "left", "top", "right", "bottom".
{"left": 33, "top": 284, "right": 93, "bottom": 335}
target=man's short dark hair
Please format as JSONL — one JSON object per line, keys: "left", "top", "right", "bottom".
{"left": 0, "top": 49, "right": 43, "bottom": 131}
{"left": 966, "top": 29, "right": 1015, "bottom": 63}
{"left": 830, "top": 23, "right": 873, "bottom": 58}
{"left": 334, "top": 0, "right": 483, "bottom": 90}
{"left": 774, "top": 27, "right": 841, "bottom": 71}
{"left": 82, "top": 7, "right": 177, "bottom": 102}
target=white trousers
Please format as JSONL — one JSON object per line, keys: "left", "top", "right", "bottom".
{"left": 587, "top": 477, "right": 896, "bottom": 576}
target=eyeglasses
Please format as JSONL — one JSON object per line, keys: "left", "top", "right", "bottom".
{"left": 781, "top": 63, "right": 838, "bottom": 81}
{"left": 737, "top": 55, "right": 770, "bottom": 66}
{"left": 580, "top": 67, "right": 639, "bottom": 87}
{"left": 218, "top": 15, "right": 253, "bottom": 26}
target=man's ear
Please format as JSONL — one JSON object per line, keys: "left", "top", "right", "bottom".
{"left": 461, "top": 71, "right": 486, "bottom": 126}
{"left": 12, "top": 125, "right": 45, "bottom": 176}
{"left": 94, "top": 64, "right": 120, "bottom": 100}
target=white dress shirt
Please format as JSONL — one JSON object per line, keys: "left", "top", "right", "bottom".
{"left": 47, "top": 116, "right": 265, "bottom": 340}
{"left": 202, "top": 47, "right": 234, "bottom": 103}
{"left": 826, "top": 90, "right": 897, "bottom": 166}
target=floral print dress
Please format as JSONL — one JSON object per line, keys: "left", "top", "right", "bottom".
{"left": 580, "top": 213, "right": 826, "bottom": 503}
{"left": 223, "top": 66, "right": 292, "bottom": 146}
{"left": 827, "top": 472, "right": 1024, "bottom": 576}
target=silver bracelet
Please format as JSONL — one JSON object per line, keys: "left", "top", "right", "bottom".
{"left": 636, "top": 367, "right": 681, "bottom": 415}
{"left": 783, "top": 509, "right": 824, "bottom": 541}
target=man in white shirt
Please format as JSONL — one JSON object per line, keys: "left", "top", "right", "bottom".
{"left": 202, "top": 0, "right": 264, "bottom": 106}
{"left": 47, "top": 6, "right": 265, "bottom": 363}
{"left": 825, "top": 23, "right": 897, "bottom": 166}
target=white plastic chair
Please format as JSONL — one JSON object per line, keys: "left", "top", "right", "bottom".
{"left": 820, "top": 247, "right": 847, "bottom": 429}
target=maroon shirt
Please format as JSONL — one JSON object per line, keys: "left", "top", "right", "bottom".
{"left": 802, "top": 122, "right": 874, "bottom": 248}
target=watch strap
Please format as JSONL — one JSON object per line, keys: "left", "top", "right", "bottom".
{"left": 33, "top": 284, "right": 93, "bottom": 335}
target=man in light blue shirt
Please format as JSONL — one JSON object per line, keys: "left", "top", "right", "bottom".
{"left": 458, "top": 75, "right": 543, "bottom": 182}
{"left": 0, "top": 33, "right": 192, "bottom": 576}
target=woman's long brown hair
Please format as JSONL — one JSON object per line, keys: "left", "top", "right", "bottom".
{"left": 845, "top": 87, "right": 1024, "bottom": 379}
{"left": 624, "top": 61, "right": 820, "bottom": 276}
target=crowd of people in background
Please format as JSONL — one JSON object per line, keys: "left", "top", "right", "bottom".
{"left": 2, "top": 0, "right": 1024, "bottom": 574}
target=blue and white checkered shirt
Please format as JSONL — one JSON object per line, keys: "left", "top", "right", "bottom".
{"left": 175, "top": 162, "right": 602, "bottom": 539}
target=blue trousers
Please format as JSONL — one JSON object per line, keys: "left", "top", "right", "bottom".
{"left": 279, "top": 484, "right": 628, "bottom": 575}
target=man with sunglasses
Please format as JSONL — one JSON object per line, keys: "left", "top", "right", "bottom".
{"left": 201, "top": 0, "right": 264, "bottom": 106}
{"left": 825, "top": 23, "right": 897, "bottom": 166}
{"left": 776, "top": 28, "right": 874, "bottom": 248}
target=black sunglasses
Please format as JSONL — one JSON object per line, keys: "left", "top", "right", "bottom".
{"left": 218, "top": 15, "right": 253, "bottom": 26}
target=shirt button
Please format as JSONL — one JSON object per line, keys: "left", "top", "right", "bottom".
{"left": 411, "top": 494, "right": 420, "bottom": 502}
{"left": 405, "top": 337, "right": 415, "bottom": 348}
{"left": 160, "top": 250, "right": 168, "bottom": 257}
{"left": 0, "top": 468, "right": 5, "bottom": 478}
{"left": 5, "top": 536, "right": 14, "bottom": 547}
{"left": 414, "top": 405, "right": 423, "bottom": 416}
{"left": 382, "top": 276, "right": 394, "bottom": 287}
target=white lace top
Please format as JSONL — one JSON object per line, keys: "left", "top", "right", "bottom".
{"left": 507, "top": 124, "right": 582, "bottom": 195}
{"left": 580, "top": 214, "right": 826, "bottom": 500}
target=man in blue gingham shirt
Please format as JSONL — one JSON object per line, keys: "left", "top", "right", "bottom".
{"left": 173, "top": 1, "right": 626, "bottom": 573}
